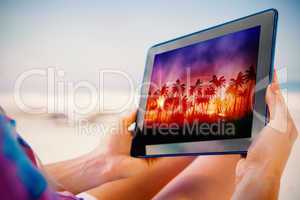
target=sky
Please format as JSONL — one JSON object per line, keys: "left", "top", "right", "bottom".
{"left": 0, "top": 0, "right": 300, "bottom": 94}
{"left": 151, "top": 26, "right": 260, "bottom": 88}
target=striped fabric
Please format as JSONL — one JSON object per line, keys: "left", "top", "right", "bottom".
{"left": 0, "top": 114, "right": 82, "bottom": 200}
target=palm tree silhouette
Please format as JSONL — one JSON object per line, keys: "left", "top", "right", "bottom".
{"left": 230, "top": 72, "right": 245, "bottom": 88}
{"left": 171, "top": 79, "right": 186, "bottom": 115}
{"left": 225, "top": 84, "right": 236, "bottom": 113}
{"left": 244, "top": 66, "right": 256, "bottom": 111}
{"left": 196, "top": 95, "right": 208, "bottom": 114}
{"left": 229, "top": 72, "right": 245, "bottom": 114}
{"left": 179, "top": 82, "right": 186, "bottom": 96}
{"left": 203, "top": 86, "right": 216, "bottom": 113}
{"left": 189, "top": 85, "right": 196, "bottom": 96}
{"left": 210, "top": 75, "right": 226, "bottom": 88}
{"left": 172, "top": 79, "right": 181, "bottom": 96}
{"left": 236, "top": 89, "right": 248, "bottom": 116}
{"left": 210, "top": 75, "right": 226, "bottom": 114}
{"left": 195, "top": 79, "right": 203, "bottom": 93}
{"left": 192, "top": 79, "right": 203, "bottom": 114}
{"left": 181, "top": 95, "right": 188, "bottom": 114}
{"left": 160, "top": 84, "right": 168, "bottom": 96}
{"left": 245, "top": 66, "right": 256, "bottom": 82}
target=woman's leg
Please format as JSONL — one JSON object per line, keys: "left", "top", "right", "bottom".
{"left": 85, "top": 155, "right": 239, "bottom": 200}
{"left": 86, "top": 157, "right": 195, "bottom": 200}
{"left": 152, "top": 155, "right": 240, "bottom": 200}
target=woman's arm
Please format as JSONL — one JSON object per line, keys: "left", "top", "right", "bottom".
{"left": 44, "top": 113, "right": 145, "bottom": 194}
{"left": 44, "top": 112, "right": 195, "bottom": 195}
{"left": 86, "top": 156, "right": 195, "bottom": 200}
{"left": 44, "top": 151, "right": 127, "bottom": 194}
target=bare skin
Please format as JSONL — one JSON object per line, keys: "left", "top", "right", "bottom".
{"left": 86, "top": 157, "right": 196, "bottom": 200}
{"left": 87, "top": 155, "right": 239, "bottom": 200}
{"left": 231, "top": 74, "right": 298, "bottom": 200}
{"left": 45, "top": 72, "right": 298, "bottom": 199}
{"left": 151, "top": 73, "right": 298, "bottom": 200}
{"left": 44, "top": 112, "right": 195, "bottom": 194}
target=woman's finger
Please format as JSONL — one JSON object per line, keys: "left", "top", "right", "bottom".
{"left": 122, "top": 111, "right": 137, "bottom": 129}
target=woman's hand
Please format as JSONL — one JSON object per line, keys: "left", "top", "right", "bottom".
{"left": 232, "top": 74, "right": 298, "bottom": 200}
{"left": 90, "top": 112, "right": 161, "bottom": 179}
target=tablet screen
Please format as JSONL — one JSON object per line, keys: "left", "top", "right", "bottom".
{"left": 143, "top": 26, "right": 261, "bottom": 146}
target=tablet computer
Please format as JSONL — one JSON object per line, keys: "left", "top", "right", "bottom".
{"left": 131, "top": 9, "right": 278, "bottom": 157}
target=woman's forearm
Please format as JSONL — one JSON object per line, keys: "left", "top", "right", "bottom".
{"left": 44, "top": 151, "right": 122, "bottom": 194}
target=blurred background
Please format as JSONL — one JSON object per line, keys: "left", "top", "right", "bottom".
{"left": 0, "top": 1, "right": 299, "bottom": 199}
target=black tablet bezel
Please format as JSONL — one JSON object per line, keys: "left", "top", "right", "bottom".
{"left": 131, "top": 9, "right": 278, "bottom": 157}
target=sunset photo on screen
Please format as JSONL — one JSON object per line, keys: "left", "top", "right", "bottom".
{"left": 144, "top": 26, "right": 261, "bottom": 140}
